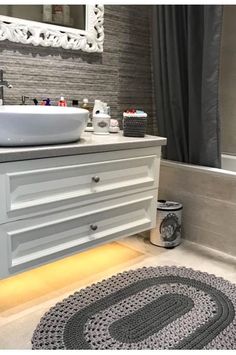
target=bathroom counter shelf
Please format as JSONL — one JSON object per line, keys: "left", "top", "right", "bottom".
{"left": 0, "top": 132, "right": 166, "bottom": 163}
{"left": 0, "top": 132, "right": 166, "bottom": 279}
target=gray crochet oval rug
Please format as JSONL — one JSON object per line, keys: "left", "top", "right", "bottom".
{"left": 31, "top": 266, "right": 236, "bottom": 350}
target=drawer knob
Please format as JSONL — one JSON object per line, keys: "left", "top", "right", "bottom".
{"left": 90, "top": 224, "right": 98, "bottom": 231}
{"left": 92, "top": 176, "right": 100, "bottom": 183}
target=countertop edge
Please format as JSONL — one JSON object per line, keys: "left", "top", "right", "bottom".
{"left": 0, "top": 134, "right": 167, "bottom": 163}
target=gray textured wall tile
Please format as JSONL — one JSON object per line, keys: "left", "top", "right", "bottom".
{"left": 0, "top": 5, "right": 156, "bottom": 134}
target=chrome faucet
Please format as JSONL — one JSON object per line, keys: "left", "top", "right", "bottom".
{"left": 0, "top": 69, "right": 13, "bottom": 105}
{"left": 21, "top": 95, "right": 30, "bottom": 105}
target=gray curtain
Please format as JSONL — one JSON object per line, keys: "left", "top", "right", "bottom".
{"left": 152, "top": 5, "right": 223, "bottom": 168}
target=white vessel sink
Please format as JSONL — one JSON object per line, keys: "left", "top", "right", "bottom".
{"left": 0, "top": 105, "right": 89, "bottom": 146}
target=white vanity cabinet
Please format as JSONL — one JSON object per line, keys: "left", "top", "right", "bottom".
{"left": 0, "top": 135, "right": 165, "bottom": 279}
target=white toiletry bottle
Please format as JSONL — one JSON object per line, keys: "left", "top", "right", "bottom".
{"left": 63, "top": 5, "right": 70, "bottom": 26}
{"left": 43, "top": 5, "right": 52, "bottom": 23}
{"left": 103, "top": 102, "right": 108, "bottom": 114}
{"left": 93, "top": 100, "right": 105, "bottom": 116}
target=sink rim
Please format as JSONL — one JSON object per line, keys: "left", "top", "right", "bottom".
{"left": 0, "top": 105, "right": 89, "bottom": 115}
{"left": 0, "top": 105, "right": 89, "bottom": 146}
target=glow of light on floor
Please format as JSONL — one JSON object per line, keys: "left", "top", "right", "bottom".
{"left": 0, "top": 242, "right": 143, "bottom": 314}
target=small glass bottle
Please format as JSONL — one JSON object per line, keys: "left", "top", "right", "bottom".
{"left": 81, "top": 98, "right": 93, "bottom": 132}
{"left": 72, "top": 99, "right": 79, "bottom": 107}
{"left": 58, "top": 96, "right": 67, "bottom": 107}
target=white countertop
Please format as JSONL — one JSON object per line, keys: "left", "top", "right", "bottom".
{"left": 0, "top": 131, "right": 167, "bottom": 163}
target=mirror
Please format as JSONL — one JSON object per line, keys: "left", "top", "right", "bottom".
{"left": 0, "top": 5, "right": 86, "bottom": 30}
{"left": 0, "top": 5, "right": 104, "bottom": 53}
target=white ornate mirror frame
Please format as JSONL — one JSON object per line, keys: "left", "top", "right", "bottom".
{"left": 0, "top": 5, "right": 104, "bottom": 53}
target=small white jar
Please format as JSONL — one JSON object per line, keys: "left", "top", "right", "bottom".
{"left": 93, "top": 113, "right": 111, "bottom": 135}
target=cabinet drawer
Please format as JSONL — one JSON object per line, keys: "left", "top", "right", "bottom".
{"left": 0, "top": 190, "right": 157, "bottom": 278}
{"left": 0, "top": 148, "right": 160, "bottom": 223}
